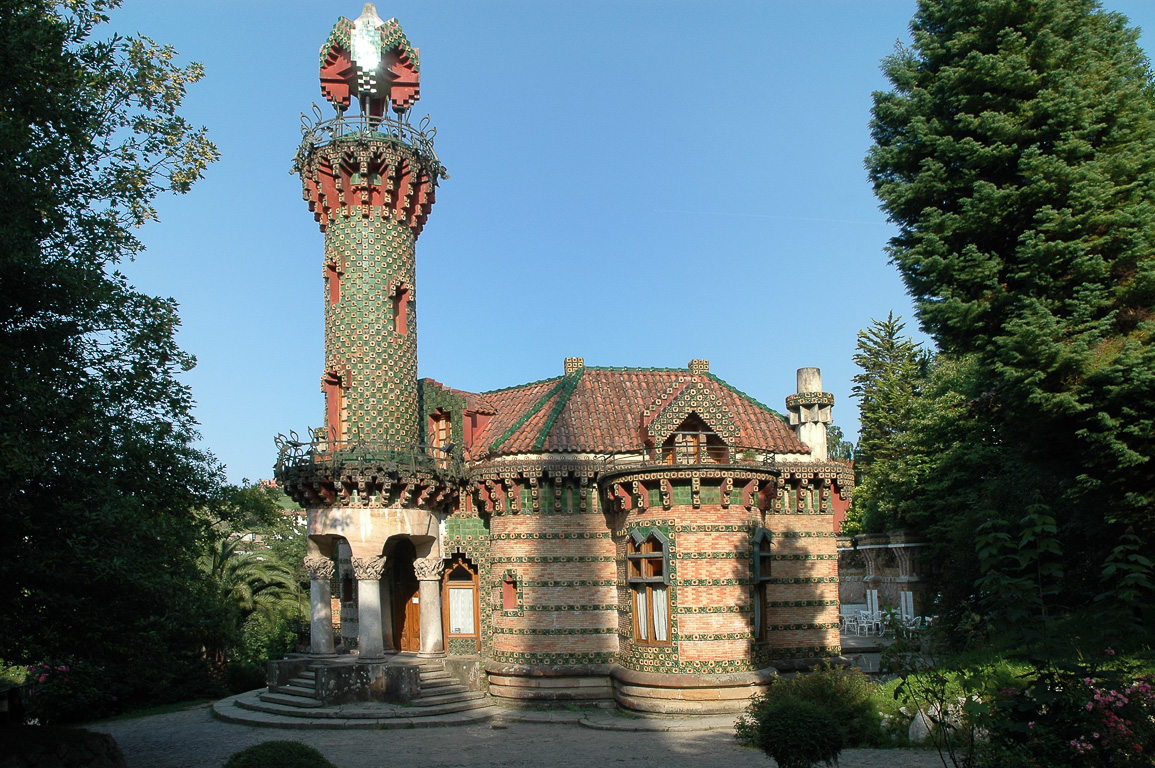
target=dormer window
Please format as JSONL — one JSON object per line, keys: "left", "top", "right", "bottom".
{"left": 662, "top": 414, "right": 729, "bottom": 465}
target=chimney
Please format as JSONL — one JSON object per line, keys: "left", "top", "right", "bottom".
{"left": 785, "top": 367, "right": 834, "bottom": 460}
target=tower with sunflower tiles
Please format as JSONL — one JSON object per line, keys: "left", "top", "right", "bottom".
{"left": 295, "top": 4, "right": 445, "bottom": 450}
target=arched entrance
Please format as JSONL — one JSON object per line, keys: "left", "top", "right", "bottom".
{"left": 391, "top": 539, "right": 421, "bottom": 652}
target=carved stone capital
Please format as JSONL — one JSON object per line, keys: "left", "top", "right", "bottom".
{"left": 413, "top": 557, "right": 445, "bottom": 581}
{"left": 303, "top": 556, "right": 335, "bottom": 581}
{"left": 350, "top": 555, "right": 387, "bottom": 580}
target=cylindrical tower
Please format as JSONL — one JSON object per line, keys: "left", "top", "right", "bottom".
{"left": 277, "top": 6, "right": 456, "bottom": 667}
{"left": 294, "top": 4, "right": 445, "bottom": 450}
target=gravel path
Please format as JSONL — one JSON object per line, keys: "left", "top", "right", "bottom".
{"left": 90, "top": 704, "right": 944, "bottom": 768}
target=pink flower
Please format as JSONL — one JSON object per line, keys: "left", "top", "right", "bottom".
{"left": 1093, "top": 732, "right": 1100, "bottom": 739}
{"left": 37, "top": 674, "right": 47, "bottom": 683}
{"left": 1087, "top": 702, "right": 1094, "bottom": 711}
{"left": 1106, "top": 647, "right": 1116, "bottom": 656}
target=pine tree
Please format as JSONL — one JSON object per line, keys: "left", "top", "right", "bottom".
{"left": 867, "top": 0, "right": 1155, "bottom": 559}
{"left": 851, "top": 313, "right": 928, "bottom": 470}
{"left": 846, "top": 314, "right": 928, "bottom": 533}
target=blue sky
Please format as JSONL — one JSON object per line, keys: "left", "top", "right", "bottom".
{"left": 105, "top": 1, "right": 1155, "bottom": 483}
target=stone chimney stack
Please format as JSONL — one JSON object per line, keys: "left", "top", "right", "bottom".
{"left": 786, "top": 367, "right": 834, "bottom": 460}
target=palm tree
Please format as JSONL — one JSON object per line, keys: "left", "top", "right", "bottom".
{"left": 200, "top": 533, "right": 304, "bottom": 666}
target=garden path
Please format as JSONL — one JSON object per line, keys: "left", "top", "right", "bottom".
{"left": 90, "top": 703, "right": 943, "bottom": 768}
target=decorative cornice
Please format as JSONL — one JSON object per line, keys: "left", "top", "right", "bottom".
{"left": 785, "top": 392, "right": 835, "bottom": 409}
{"left": 298, "top": 139, "right": 438, "bottom": 235}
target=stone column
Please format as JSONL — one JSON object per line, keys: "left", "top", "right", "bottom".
{"left": 379, "top": 576, "right": 396, "bottom": 652}
{"left": 351, "top": 555, "right": 387, "bottom": 660}
{"left": 413, "top": 557, "right": 445, "bottom": 657}
{"left": 303, "top": 556, "right": 337, "bottom": 657}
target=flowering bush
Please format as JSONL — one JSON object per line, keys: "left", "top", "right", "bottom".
{"left": 979, "top": 655, "right": 1155, "bottom": 768}
{"left": 22, "top": 658, "right": 117, "bottom": 725}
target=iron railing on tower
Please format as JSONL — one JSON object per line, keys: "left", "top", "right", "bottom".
{"left": 292, "top": 103, "right": 448, "bottom": 181}
{"left": 274, "top": 430, "right": 466, "bottom": 484}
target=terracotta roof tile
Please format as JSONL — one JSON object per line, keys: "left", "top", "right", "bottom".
{"left": 469, "top": 377, "right": 563, "bottom": 455}
{"left": 464, "top": 367, "right": 808, "bottom": 457}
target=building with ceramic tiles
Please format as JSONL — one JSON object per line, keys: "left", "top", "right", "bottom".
{"left": 274, "top": 5, "right": 853, "bottom": 714}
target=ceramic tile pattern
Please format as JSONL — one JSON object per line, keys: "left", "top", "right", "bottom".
{"left": 284, "top": 13, "right": 853, "bottom": 712}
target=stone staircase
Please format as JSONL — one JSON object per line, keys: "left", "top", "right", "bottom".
{"left": 409, "top": 659, "right": 488, "bottom": 713}
{"left": 215, "top": 656, "right": 500, "bottom": 728}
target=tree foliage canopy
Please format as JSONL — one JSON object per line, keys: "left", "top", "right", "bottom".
{"left": 865, "top": 0, "right": 1155, "bottom": 634}
{"left": 0, "top": 0, "right": 232, "bottom": 706}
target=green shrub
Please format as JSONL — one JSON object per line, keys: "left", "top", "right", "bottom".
{"left": 223, "top": 740, "right": 337, "bottom": 768}
{"left": 0, "top": 724, "right": 125, "bottom": 764}
{"left": 225, "top": 661, "right": 267, "bottom": 694}
{"left": 756, "top": 697, "right": 843, "bottom": 768}
{"left": 736, "top": 665, "right": 884, "bottom": 748}
{"left": 22, "top": 659, "right": 117, "bottom": 725}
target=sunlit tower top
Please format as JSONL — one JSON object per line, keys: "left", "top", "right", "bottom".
{"left": 292, "top": 4, "right": 446, "bottom": 451}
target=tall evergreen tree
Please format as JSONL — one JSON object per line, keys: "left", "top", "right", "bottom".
{"left": 846, "top": 314, "right": 929, "bottom": 534}
{"left": 851, "top": 313, "right": 929, "bottom": 470}
{"left": 866, "top": 0, "right": 1155, "bottom": 589}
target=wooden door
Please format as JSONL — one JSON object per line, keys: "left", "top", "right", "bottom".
{"left": 392, "top": 540, "right": 421, "bottom": 652}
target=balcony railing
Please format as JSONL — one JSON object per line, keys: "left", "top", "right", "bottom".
{"left": 274, "top": 431, "right": 465, "bottom": 483}
{"left": 292, "top": 104, "right": 448, "bottom": 180}
{"left": 601, "top": 433, "right": 776, "bottom": 474}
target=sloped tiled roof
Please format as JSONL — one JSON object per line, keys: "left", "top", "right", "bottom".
{"left": 467, "top": 367, "right": 809, "bottom": 458}
{"left": 422, "top": 377, "right": 497, "bottom": 414}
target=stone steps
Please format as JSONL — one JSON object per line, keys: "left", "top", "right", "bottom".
{"left": 279, "top": 683, "right": 318, "bottom": 698}
{"left": 239, "top": 693, "right": 488, "bottom": 719}
{"left": 215, "top": 691, "right": 505, "bottom": 729}
{"left": 237, "top": 657, "right": 490, "bottom": 723}
{"left": 411, "top": 689, "right": 487, "bottom": 709}
{"left": 258, "top": 691, "right": 324, "bottom": 709}
{"left": 413, "top": 663, "right": 477, "bottom": 706}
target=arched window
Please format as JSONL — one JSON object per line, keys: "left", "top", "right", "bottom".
{"left": 326, "top": 262, "right": 341, "bottom": 306}
{"left": 628, "top": 529, "right": 670, "bottom": 644}
{"left": 323, "top": 371, "right": 345, "bottom": 446}
{"left": 441, "top": 555, "right": 479, "bottom": 653}
{"left": 752, "top": 528, "right": 773, "bottom": 640}
{"left": 429, "top": 409, "right": 451, "bottom": 467}
{"left": 391, "top": 285, "right": 410, "bottom": 335}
